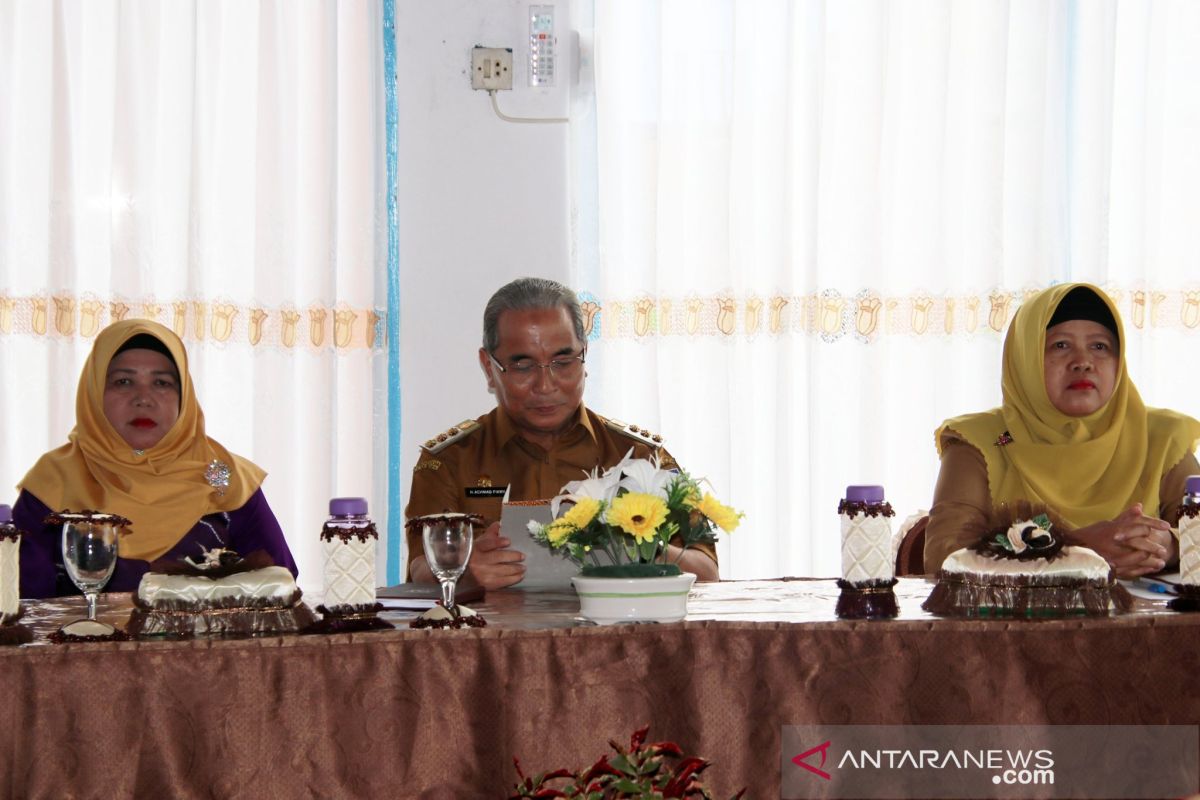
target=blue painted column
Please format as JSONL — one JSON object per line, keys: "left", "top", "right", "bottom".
{"left": 383, "top": 0, "right": 402, "bottom": 583}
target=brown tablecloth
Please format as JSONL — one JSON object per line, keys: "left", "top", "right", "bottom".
{"left": 0, "top": 578, "right": 1196, "bottom": 798}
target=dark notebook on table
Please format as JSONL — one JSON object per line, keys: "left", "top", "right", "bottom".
{"left": 376, "top": 578, "right": 485, "bottom": 609}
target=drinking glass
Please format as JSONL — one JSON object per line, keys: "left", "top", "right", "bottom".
{"left": 61, "top": 517, "right": 121, "bottom": 635}
{"left": 421, "top": 515, "right": 476, "bottom": 612}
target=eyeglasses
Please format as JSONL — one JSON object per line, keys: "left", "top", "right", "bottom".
{"left": 487, "top": 349, "right": 586, "bottom": 384}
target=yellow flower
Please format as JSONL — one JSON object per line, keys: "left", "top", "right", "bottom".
{"left": 545, "top": 520, "right": 574, "bottom": 546}
{"left": 697, "top": 493, "right": 741, "bottom": 533}
{"left": 606, "top": 492, "right": 668, "bottom": 543}
{"left": 560, "top": 497, "right": 601, "bottom": 530}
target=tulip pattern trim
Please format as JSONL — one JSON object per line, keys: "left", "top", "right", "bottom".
{"left": 578, "top": 286, "right": 1200, "bottom": 342}
{"left": 0, "top": 293, "right": 386, "bottom": 351}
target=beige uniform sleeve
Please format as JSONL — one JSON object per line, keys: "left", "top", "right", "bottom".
{"left": 1160, "top": 451, "right": 1200, "bottom": 527}
{"left": 405, "top": 451, "right": 461, "bottom": 518}
{"left": 403, "top": 449, "right": 463, "bottom": 578}
{"left": 923, "top": 439, "right": 991, "bottom": 572}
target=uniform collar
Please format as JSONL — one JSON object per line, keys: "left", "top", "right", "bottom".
{"left": 492, "top": 403, "right": 597, "bottom": 454}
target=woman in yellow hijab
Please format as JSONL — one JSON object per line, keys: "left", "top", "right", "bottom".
{"left": 15, "top": 319, "right": 297, "bottom": 597}
{"left": 924, "top": 283, "right": 1200, "bottom": 577}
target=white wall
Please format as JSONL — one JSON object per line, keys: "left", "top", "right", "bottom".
{"left": 394, "top": 1, "right": 573, "bottom": 574}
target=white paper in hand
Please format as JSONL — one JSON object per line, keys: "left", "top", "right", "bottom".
{"left": 499, "top": 487, "right": 579, "bottom": 589}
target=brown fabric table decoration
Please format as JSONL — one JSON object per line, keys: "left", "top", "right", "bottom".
{"left": 3, "top": 579, "right": 1199, "bottom": 798}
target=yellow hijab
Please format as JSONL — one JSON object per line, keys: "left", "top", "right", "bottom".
{"left": 19, "top": 320, "right": 265, "bottom": 561}
{"left": 937, "top": 283, "right": 1200, "bottom": 528}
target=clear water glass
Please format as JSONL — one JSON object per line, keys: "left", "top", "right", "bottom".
{"left": 62, "top": 519, "right": 120, "bottom": 625}
{"left": 421, "top": 517, "right": 475, "bottom": 611}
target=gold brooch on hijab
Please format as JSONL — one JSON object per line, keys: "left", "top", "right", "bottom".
{"left": 205, "top": 460, "right": 231, "bottom": 496}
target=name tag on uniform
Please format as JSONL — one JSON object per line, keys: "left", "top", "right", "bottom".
{"left": 465, "top": 486, "right": 507, "bottom": 498}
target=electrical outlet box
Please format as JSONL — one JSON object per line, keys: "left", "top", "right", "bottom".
{"left": 471, "top": 47, "right": 513, "bottom": 91}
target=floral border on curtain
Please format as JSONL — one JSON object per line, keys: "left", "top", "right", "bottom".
{"left": 0, "top": 294, "right": 386, "bottom": 351}
{"left": 577, "top": 287, "right": 1200, "bottom": 342}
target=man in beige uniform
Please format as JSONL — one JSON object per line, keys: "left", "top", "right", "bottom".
{"left": 405, "top": 277, "right": 719, "bottom": 588}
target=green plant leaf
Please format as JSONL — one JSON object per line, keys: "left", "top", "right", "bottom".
{"left": 579, "top": 562, "right": 682, "bottom": 578}
{"left": 611, "top": 778, "right": 647, "bottom": 793}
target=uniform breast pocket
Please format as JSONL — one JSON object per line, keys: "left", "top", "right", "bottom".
{"left": 462, "top": 486, "right": 507, "bottom": 524}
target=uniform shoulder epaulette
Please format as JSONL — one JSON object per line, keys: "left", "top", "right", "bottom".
{"left": 419, "top": 419, "right": 482, "bottom": 454}
{"left": 602, "top": 416, "right": 665, "bottom": 448}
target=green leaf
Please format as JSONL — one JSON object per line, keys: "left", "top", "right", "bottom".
{"left": 611, "top": 779, "right": 647, "bottom": 793}
{"left": 636, "top": 538, "right": 659, "bottom": 562}
{"left": 579, "top": 562, "right": 682, "bottom": 578}
{"left": 607, "top": 754, "right": 634, "bottom": 774}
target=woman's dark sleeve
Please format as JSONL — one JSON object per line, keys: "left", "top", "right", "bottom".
{"left": 227, "top": 488, "right": 299, "bottom": 578}
{"left": 14, "top": 491, "right": 59, "bottom": 599}
{"left": 923, "top": 440, "right": 991, "bottom": 573}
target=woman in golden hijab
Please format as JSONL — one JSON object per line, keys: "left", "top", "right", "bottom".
{"left": 16, "top": 320, "right": 297, "bottom": 597}
{"left": 924, "top": 283, "right": 1200, "bottom": 578}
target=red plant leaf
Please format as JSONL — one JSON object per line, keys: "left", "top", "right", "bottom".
{"left": 511, "top": 725, "right": 733, "bottom": 799}
{"left": 649, "top": 740, "right": 685, "bottom": 758}
{"left": 662, "top": 756, "right": 711, "bottom": 794}
{"left": 673, "top": 756, "right": 710, "bottom": 777}
{"left": 579, "top": 755, "right": 621, "bottom": 782}
{"left": 630, "top": 724, "right": 651, "bottom": 750}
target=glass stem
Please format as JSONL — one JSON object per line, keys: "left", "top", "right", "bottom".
{"left": 442, "top": 578, "right": 457, "bottom": 613}
{"left": 86, "top": 591, "right": 98, "bottom": 621}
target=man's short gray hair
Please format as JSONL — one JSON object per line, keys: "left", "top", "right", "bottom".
{"left": 482, "top": 277, "right": 586, "bottom": 352}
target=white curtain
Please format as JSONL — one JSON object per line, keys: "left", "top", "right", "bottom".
{"left": 576, "top": 0, "right": 1200, "bottom": 579}
{"left": 0, "top": 1, "right": 388, "bottom": 594}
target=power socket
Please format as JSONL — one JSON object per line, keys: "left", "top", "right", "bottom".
{"left": 471, "top": 47, "right": 513, "bottom": 91}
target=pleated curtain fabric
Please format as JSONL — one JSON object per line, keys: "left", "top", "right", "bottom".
{"left": 576, "top": 0, "right": 1200, "bottom": 579}
{"left": 0, "top": 1, "right": 388, "bottom": 592}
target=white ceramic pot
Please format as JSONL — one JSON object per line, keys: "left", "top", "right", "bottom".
{"left": 570, "top": 573, "right": 697, "bottom": 625}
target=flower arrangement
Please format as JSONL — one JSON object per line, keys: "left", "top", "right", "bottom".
{"left": 967, "top": 503, "right": 1068, "bottom": 563}
{"left": 998, "top": 513, "right": 1054, "bottom": 555}
{"left": 508, "top": 725, "right": 745, "bottom": 799}
{"left": 528, "top": 453, "right": 742, "bottom": 578}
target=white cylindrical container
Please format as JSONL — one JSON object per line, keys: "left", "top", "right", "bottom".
{"left": 1178, "top": 476, "right": 1200, "bottom": 586}
{"left": 320, "top": 497, "right": 378, "bottom": 608}
{"left": 839, "top": 485, "right": 896, "bottom": 585}
{"left": 0, "top": 504, "right": 19, "bottom": 622}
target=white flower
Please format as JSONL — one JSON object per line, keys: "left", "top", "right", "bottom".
{"left": 1005, "top": 523, "right": 1029, "bottom": 555}
{"left": 1005, "top": 520, "right": 1052, "bottom": 554}
{"left": 551, "top": 461, "right": 623, "bottom": 516}
{"left": 615, "top": 453, "right": 677, "bottom": 499}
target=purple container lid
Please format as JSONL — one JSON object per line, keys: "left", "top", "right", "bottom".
{"left": 329, "top": 497, "right": 368, "bottom": 516}
{"left": 845, "top": 485, "right": 885, "bottom": 503}
{"left": 0, "top": 504, "right": 10, "bottom": 524}
{"left": 1187, "top": 475, "right": 1200, "bottom": 495}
